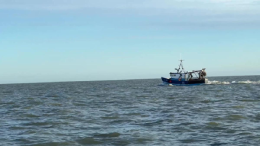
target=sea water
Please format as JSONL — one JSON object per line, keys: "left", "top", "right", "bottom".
{"left": 1, "top": 76, "right": 260, "bottom": 146}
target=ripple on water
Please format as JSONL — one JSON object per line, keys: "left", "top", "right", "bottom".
{"left": 232, "top": 105, "right": 245, "bottom": 109}
{"left": 76, "top": 133, "right": 127, "bottom": 145}
{"left": 30, "top": 141, "right": 74, "bottom": 146}
{"left": 22, "top": 114, "right": 40, "bottom": 118}
{"left": 254, "top": 113, "right": 260, "bottom": 120}
{"left": 76, "top": 137, "right": 102, "bottom": 145}
{"left": 237, "top": 132, "right": 253, "bottom": 136}
{"left": 213, "top": 115, "right": 246, "bottom": 121}
{"left": 50, "top": 103, "right": 62, "bottom": 107}
{"left": 204, "top": 122, "right": 228, "bottom": 131}
{"left": 210, "top": 142, "right": 229, "bottom": 146}
{"left": 14, "top": 138, "right": 31, "bottom": 144}
{"left": 207, "top": 122, "right": 220, "bottom": 127}
{"left": 94, "top": 132, "right": 121, "bottom": 138}
{"left": 44, "top": 94, "right": 61, "bottom": 98}
{"left": 22, "top": 120, "right": 67, "bottom": 127}
{"left": 101, "top": 116, "right": 119, "bottom": 120}
{"left": 227, "top": 115, "right": 246, "bottom": 121}
{"left": 132, "top": 137, "right": 153, "bottom": 144}
{"left": 179, "top": 138, "right": 206, "bottom": 144}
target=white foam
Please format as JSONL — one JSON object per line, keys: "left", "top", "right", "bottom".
{"left": 237, "top": 80, "right": 260, "bottom": 84}
{"left": 206, "top": 80, "right": 230, "bottom": 85}
{"left": 159, "top": 80, "right": 260, "bottom": 86}
{"left": 206, "top": 80, "right": 260, "bottom": 85}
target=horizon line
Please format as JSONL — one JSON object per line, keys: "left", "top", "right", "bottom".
{"left": 0, "top": 74, "right": 259, "bottom": 85}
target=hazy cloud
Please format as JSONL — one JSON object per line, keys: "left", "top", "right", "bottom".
{"left": 1, "top": 0, "right": 260, "bottom": 29}
{"left": 0, "top": 0, "right": 259, "bottom": 11}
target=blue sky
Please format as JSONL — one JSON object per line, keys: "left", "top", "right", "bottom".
{"left": 1, "top": 0, "right": 260, "bottom": 83}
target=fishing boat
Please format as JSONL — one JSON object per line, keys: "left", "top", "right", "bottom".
{"left": 161, "top": 60, "right": 208, "bottom": 85}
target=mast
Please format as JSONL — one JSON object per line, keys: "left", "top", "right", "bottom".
{"left": 176, "top": 60, "right": 185, "bottom": 73}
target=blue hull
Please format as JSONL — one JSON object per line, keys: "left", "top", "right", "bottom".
{"left": 161, "top": 77, "right": 205, "bottom": 86}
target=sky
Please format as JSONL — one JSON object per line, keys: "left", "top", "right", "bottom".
{"left": 0, "top": 0, "right": 260, "bottom": 83}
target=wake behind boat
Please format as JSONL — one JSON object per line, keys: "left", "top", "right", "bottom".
{"left": 161, "top": 60, "right": 208, "bottom": 85}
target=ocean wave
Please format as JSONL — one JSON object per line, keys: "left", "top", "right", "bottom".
{"left": 206, "top": 80, "right": 230, "bottom": 85}
{"left": 233, "top": 80, "right": 260, "bottom": 84}
{"left": 206, "top": 80, "right": 260, "bottom": 85}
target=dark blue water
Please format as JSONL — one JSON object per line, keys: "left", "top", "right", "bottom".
{"left": 1, "top": 76, "right": 260, "bottom": 146}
